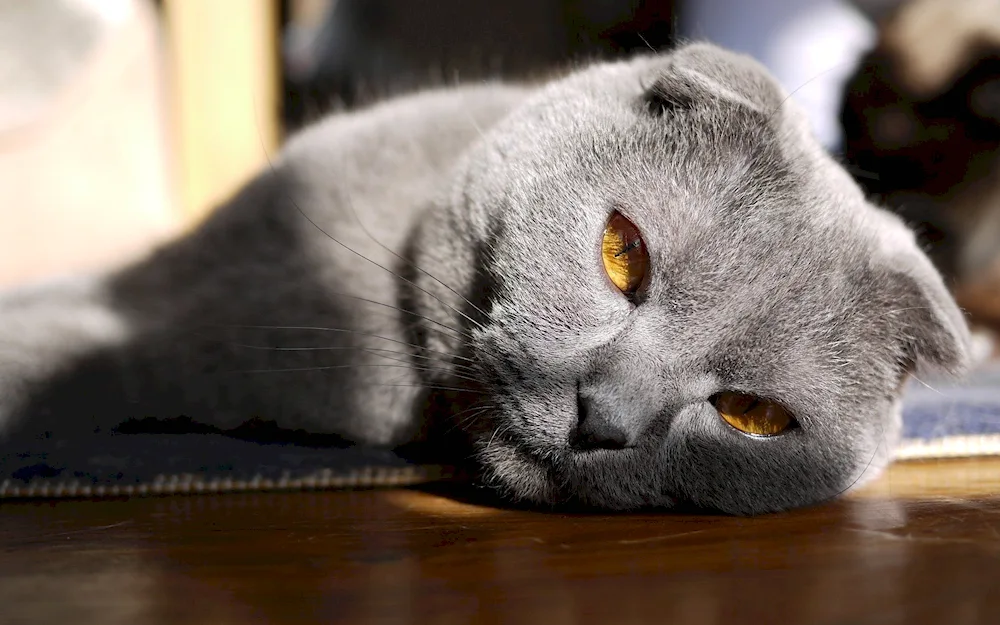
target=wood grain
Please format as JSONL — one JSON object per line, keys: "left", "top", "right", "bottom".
{"left": 2, "top": 457, "right": 1000, "bottom": 624}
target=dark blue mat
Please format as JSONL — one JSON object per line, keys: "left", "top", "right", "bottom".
{"left": 0, "top": 433, "right": 448, "bottom": 498}
{"left": 2, "top": 364, "right": 998, "bottom": 498}
{"left": 896, "top": 363, "right": 1000, "bottom": 459}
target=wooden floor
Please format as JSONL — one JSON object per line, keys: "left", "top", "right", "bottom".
{"left": 2, "top": 458, "right": 1000, "bottom": 624}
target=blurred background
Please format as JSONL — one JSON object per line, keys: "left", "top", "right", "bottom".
{"left": 1, "top": 0, "right": 997, "bottom": 326}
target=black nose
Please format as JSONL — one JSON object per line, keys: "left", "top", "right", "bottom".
{"left": 571, "top": 393, "right": 631, "bottom": 451}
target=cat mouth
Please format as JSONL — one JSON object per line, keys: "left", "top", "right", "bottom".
{"left": 476, "top": 433, "right": 563, "bottom": 505}
{"left": 476, "top": 429, "right": 678, "bottom": 509}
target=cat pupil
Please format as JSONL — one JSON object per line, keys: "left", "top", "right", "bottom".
{"left": 601, "top": 211, "right": 649, "bottom": 297}
{"left": 615, "top": 239, "right": 641, "bottom": 258}
{"left": 713, "top": 392, "right": 796, "bottom": 437}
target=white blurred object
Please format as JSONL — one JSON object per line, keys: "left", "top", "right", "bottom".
{"left": 969, "top": 328, "right": 998, "bottom": 368}
{"left": 0, "top": 0, "right": 180, "bottom": 287}
{"left": 680, "top": 0, "right": 876, "bottom": 150}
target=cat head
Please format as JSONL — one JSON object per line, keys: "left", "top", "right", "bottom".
{"left": 840, "top": 0, "right": 1000, "bottom": 281}
{"left": 413, "top": 43, "right": 971, "bottom": 515}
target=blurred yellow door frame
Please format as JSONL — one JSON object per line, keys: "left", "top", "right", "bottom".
{"left": 163, "top": 0, "right": 281, "bottom": 225}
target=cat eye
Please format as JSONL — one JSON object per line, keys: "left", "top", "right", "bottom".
{"left": 601, "top": 211, "right": 649, "bottom": 298}
{"left": 713, "top": 391, "right": 795, "bottom": 437}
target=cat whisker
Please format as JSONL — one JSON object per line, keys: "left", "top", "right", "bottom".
{"left": 344, "top": 346, "right": 480, "bottom": 375}
{"left": 462, "top": 105, "right": 489, "bottom": 143}
{"left": 448, "top": 403, "right": 496, "bottom": 432}
{"left": 484, "top": 423, "right": 514, "bottom": 453}
{"left": 765, "top": 59, "right": 861, "bottom": 125}
{"left": 454, "top": 407, "right": 493, "bottom": 431}
{"left": 291, "top": 198, "right": 487, "bottom": 332}
{"left": 342, "top": 185, "right": 492, "bottom": 325}
{"left": 371, "top": 382, "right": 486, "bottom": 394}
{"left": 909, "top": 372, "right": 944, "bottom": 395}
{"left": 199, "top": 328, "right": 481, "bottom": 375}
{"left": 210, "top": 324, "right": 478, "bottom": 364}
{"left": 877, "top": 306, "right": 934, "bottom": 320}
{"left": 839, "top": 163, "right": 881, "bottom": 181}
{"left": 820, "top": 400, "right": 887, "bottom": 506}
{"left": 233, "top": 362, "right": 483, "bottom": 384}
{"left": 636, "top": 33, "right": 657, "bottom": 54}
{"left": 318, "top": 289, "right": 475, "bottom": 341}
{"left": 385, "top": 352, "right": 480, "bottom": 376}
{"left": 217, "top": 340, "right": 480, "bottom": 375}
{"left": 449, "top": 401, "right": 492, "bottom": 419}
{"left": 251, "top": 124, "right": 486, "bottom": 332}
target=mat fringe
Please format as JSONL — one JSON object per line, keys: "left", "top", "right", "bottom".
{"left": 895, "top": 434, "right": 1000, "bottom": 461}
{"left": 4, "top": 436, "right": 999, "bottom": 500}
{"left": 0, "top": 465, "right": 452, "bottom": 499}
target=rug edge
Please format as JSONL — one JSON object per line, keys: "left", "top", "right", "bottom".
{"left": 895, "top": 434, "right": 1000, "bottom": 460}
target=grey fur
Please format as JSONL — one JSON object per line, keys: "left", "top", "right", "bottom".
{"left": 0, "top": 43, "right": 970, "bottom": 514}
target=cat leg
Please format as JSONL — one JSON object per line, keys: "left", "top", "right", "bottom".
{"left": 0, "top": 274, "right": 134, "bottom": 437}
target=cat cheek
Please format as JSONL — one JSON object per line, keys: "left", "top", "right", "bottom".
{"left": 477, "top": 437, "right": 560, "bottom": 504}
{"left": 843, "top": 399, "right": 903, "bottom": 491}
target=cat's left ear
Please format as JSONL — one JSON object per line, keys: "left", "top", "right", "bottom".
{"left": 884, "top": 267, "right": 971, "bottom": 376}
{"left": 874, "top": 213, "right": 972, "bottom": 376}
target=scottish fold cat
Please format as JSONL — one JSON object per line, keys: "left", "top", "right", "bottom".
{"left": 0, "top": 43, "right": 970, "bottom": 514}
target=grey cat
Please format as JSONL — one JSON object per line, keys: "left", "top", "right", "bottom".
{"left": 0, "top": 43, "right": 971, "bottom": 514}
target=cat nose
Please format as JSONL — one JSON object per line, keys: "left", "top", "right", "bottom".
{"left": 571, "top": 393, "right": 633, "bottom": 451}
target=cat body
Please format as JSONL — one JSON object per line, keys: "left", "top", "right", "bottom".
{"left": 0, "top": 44, "right": 970, "bottom": 514}
{"left": 0, "top": 83, "right": 524, "bottom": 446}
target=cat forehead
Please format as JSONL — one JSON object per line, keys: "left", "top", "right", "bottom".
{"left": 477, "top": 44, "right": 813, "bottom": 186}
{"left": 468, "top": 43, "right": 886, "bottom": 276}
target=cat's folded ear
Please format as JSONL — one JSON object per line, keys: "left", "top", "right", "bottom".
{"left": 884, "top": 267, "right": 972, "bottom": 377}
{"left": 874, "top": 214, "right": 972, "bottom": 377}
{"left": 655, "top": 43, "right": 786, "bottom": 113}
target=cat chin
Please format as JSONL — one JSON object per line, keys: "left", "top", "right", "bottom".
{"left": 474, "top": 432, "right": 680, "bottom": 510}
{"left": 844, "top": 399, "right": 904, "bottom": 493}
{"left": 476, "top": 437, "right": 562, "bottom": 506}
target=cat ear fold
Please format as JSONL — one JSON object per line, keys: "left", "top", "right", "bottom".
{"left": 661, "top": 43, "right": 786, "bottom": 112}
{"left": 870, "top": 207, "right": 971, "bottom": 376}
{"left": 884, "top": 267, "right": 971, "bottom": 376}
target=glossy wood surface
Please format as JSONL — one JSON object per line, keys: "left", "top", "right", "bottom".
{"left": 3, "top": 457, "right": 1000, "bottom": 625}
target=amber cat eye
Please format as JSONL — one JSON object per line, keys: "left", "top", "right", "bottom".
{"left": 601, "top": 211, "right": 649, "bottom": 297}
{"left": 714, "top": 392, "right": 795, "bottom": 437}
